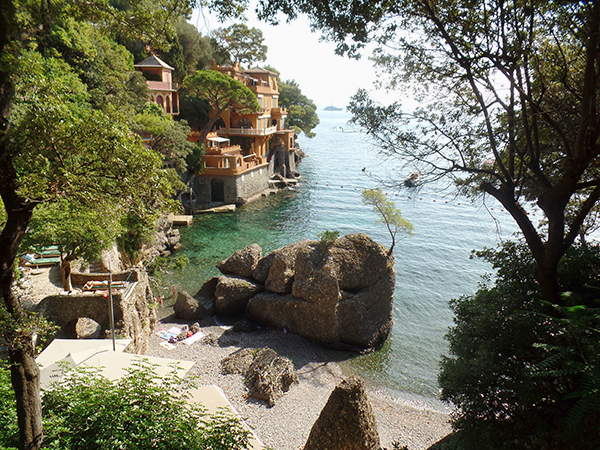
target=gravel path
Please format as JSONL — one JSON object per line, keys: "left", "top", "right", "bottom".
{"left": 148, "top": 315, "right": 452, "bottom": 450}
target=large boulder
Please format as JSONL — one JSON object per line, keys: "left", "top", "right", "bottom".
{"left": 214, "top": 275, "right": 264, "bottom": 316}
{"left": 246, "top": 233, "right": 394, "bottom": 350}
{"left": 245, "top": 348, "right": 299, "bottom": 406}
{"left": 304, "top": 377, "right": 381, "bottom": 450}
{"left": 216, "top": 244, "right": 262, "bottom": 278}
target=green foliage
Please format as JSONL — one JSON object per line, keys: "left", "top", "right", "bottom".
{"left": 317, "top": 230, "right": 340, "bottom": 246}
{"left": 267, "top": 69, "right": 319, "bottom": 138}
{"left": 183, "top": 70, "right": 259, "bottom": 114}
{"left": 147, "top": 255, "right": 190, "bottom": 275}
{"left": 439, "top": 241, "right": 600, "bottom": 450}
{"left": 21, "top": 200, "right": 122, "bottom": 264}
{"left": 185, "top": 142, "right": 207, "bottom": 174}
{"left": 10, "top": 52, "right": 172, "bottom": 209}
{"left": 361, "top": 188, "right": 413, "bottom": 255}
{"left": 41, "top": 360, "right": 250, "bottom": 449}
{"left": 212, "top": 23, "right": 268, "bottom": 66}
{"left": 0, "top": 363, "right": 19, "bottom": 450}
{"left": 178, "top": 90, "right": 211, "bottom": 130}
{"left": 132, "top": 102, "right": 196, "bottom": 172}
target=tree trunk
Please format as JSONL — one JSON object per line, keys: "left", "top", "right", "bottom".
{"left": 1, "top": 154, "right": 44, "bottom": 450}
{"left": 9, "top": 342, "right": 43, "bottom": 450}
{"left": 197, "top": 104, "right": 230, "bottom": 149}
{"left": 60, "top": 259, "right": 73, "bottom": 292}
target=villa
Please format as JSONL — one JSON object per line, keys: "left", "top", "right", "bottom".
{"left": 186, "top": 61, "right": 299, "bottom": 210}
{"left": 135, "top": 56, "right": 302, "bottom": 211}
{"left": 134, "top": 54, "right": 179, "bottom": 115}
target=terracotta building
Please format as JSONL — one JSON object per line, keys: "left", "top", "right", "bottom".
{"left": 134, "top": 54, "right": 179, "bottom": 115}
{"left": 187, "top": 62, "right": 299, "bottom": 209}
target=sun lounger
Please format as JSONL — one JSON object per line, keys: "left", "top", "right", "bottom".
{"left": 21, "top": 254, "right": 60, "bottom": 267}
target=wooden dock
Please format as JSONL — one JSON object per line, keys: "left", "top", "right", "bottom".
{"left": 167, "top": 214, "right": 193, "bottom": 227}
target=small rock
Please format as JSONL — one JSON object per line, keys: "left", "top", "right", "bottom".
{"left": 173, "top": 291, "right": 207, "bottom": 320}
{"left": 214, "top": 275, "right": 265, "bottom": 316}
{"left": 232, "top": 319, "right": 258, "bottom": 333}
{"left": 75, "top": 317, "right": 102, "bottom": 339}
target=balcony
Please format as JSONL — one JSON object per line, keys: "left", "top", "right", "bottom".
{"left": 202, "top": 153, "right": 267, "bottom": 176}
{"left": 147, "top": 81, "right": 179, "bottom": 91}
{"left": 220, "top": 126, "right": 277, "bottom": 136}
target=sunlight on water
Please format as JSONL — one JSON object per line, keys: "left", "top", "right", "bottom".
{"left": 160, "top": 111, "right": 519, "bottom": 404}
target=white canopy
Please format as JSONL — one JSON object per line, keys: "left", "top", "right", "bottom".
{"left": 36, "top": 339, "right": 194, "bottom": 390}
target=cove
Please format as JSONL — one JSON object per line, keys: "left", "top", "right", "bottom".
{"left": 160, "top": 110, "right": 519, "bottom": 409}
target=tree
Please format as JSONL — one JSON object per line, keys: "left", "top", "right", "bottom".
{"left": 280, "top": 80, "right": 319, "bottom": 138}
{"left": 361, "top": 188, "right": 413, "bottom": 256}
{"left": 132, "top": 102, "right": 198, "bottom": 172}
{"left": 0, "top": 1, "right": 232, "bottom": 448}
{"left": 211, "top": 23, "right": 268, "bottom": 67}
{"left": 160, "top": 19, "right": 216, "bottom": 81}
{"left": 256, "top": 1, "right": 600, "bottom": 306}
{"left": 21, "top": 202, "right": 123, "bottom": 292}
{"left": 439, "top": 240, "right": 600, "bottom": 449}
{"left": 1, "top": 50, "right": 174, "bottom": 449}
{"left": 182, "top": 69, "right": 259, "bottom": 145}
{"left": 264, "top": 66, "right": 320, "bottom": 137}
{"left": 1, "top": 360, "right": 251, "bottom": 449}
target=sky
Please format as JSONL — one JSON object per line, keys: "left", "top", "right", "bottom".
{"left": 189, "top": 4, "right": 382, "bottom": 109}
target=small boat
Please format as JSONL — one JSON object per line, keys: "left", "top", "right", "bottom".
{"left": 404, "top": 170, "right": 422, "bottom": 187}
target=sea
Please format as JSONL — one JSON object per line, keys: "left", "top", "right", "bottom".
{"left": 160, "top": 110, "right": 520, "bottom": 412}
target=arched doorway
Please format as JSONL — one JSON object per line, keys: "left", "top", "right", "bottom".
{"left": 156, "top": 95, "right": 164, "bottom": 109}
{"left": 211, "top": 178, "right": 224, "bottom": 202}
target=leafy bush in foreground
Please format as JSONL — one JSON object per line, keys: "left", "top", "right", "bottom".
{"left": 0, "top": 362, "right": 19, "bottom": 450}
{"left": 41, "top": 360, "right": 249, "bottom": 449}
{"left": 439, "top": 241, "right": 600, "bottom": 450}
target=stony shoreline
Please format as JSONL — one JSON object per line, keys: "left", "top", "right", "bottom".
{"left": 147, "top": 313, "right": 452, "bottom": 450}
{"left": 16, "top": 266, "right": 452, "bottom": 449}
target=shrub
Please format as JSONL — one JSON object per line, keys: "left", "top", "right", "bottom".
{"left": 439, "top": 241, "right": 600, "bottom": 450}
{"left": 317, "top": 230, "right": 339, "bottom": 246}
{"left": 42, "top": 359, "right": 250, "bottom": 449}
{"left": 0, "top": 363, "right": 19, "bottom": 450}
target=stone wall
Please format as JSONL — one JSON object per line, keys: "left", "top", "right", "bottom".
{"left": 234, "top": 166, "right": 270, "bottom": 201}
{"left": 36, "top": 269, "right": 156, "bottom": 354}
{"left": 192, "top": 165, "right": 271, "bottom": 209}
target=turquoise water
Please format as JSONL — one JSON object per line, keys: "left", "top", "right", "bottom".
{"left": 163, "top": 111, "right": 519, "bottom": 407}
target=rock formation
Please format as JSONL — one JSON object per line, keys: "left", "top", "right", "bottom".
{"left": 221, "top": 347, "right": 299, "bottom": 406}
{"left": 304, "top": 376, "right": 381, "bottom": 450}
{"left": 213, "top": 233, "right": 395, "bottom": 351}
{"left": 36, "top": 269, "right": 156, "bottom": 353}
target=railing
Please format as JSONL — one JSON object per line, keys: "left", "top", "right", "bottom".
{"left": 221, "top": 126, "right": 277, "bottom": 136}
{"left": 147, "top": 81, "right": 178, "bottom": 91}
{"left": 202, "top": 154, "right": 267, "bottom": 176}
{"left": 205, "top": 144, "right": 242, "bottom": 154}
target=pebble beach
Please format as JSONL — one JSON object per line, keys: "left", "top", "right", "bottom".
{"left": 147, "top": 315, "right": 452, "bottom": 450}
